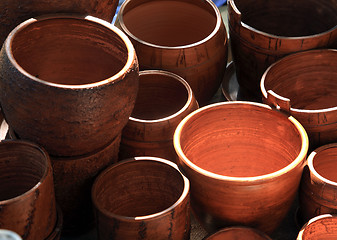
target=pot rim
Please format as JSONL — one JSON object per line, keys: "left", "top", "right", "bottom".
{"left": 206, "top": 226, "right": 272, "bottom": 240}
{"left": 297, "top": 214, "right": 337, "bottom": 240}
{"left": 0, "top": 140, "right": 52, "bottom": 204}
{"left": 173, "top": 101, "right": 309, "bottom": 182}
{"left": 260, "top": 49, "right": 337, "bottom": 114}
{"left": 129, "top": 70, "right": 198, "bottom": 123}
{"left": 4, "top": 14, "right": 137, "bottom": 89}
{"left": 117, "top": 0, "right": 223, "bottom": 49}
{"left": 91, "top": 156, "right": 190, "bottom": 221}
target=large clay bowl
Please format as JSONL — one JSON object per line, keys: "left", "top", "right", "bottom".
{"left": 299, "top": 143, "right": 337, "bottom": 224}
{"left": 115, "top": 0, "right": 228, "bottom": 105}
{"left": 228, "top": 0, "right": 337, "bottom": 99}
{"left": 205, "top": 227, "right": 271, "bottom": 240}
{"left": 174, "top": 101, "right": 308, "bottom": 234}
{"left": 119, "top": 70, "right": 199, "bottom": 163}
{"left": 261, "top": 49, "right": 337, "bottom": 150}
{"left": 0, "top": 140, "right": 57, "bottom": 240}
{"left": 297, "top": 214, "right": 337, "bottom": 240}
{"left": 0, "top": 0, "right": 119, "bottom": 45}
{"left": 92, "top": 157, "right": 191, "bottom": 240}
{"left": 0, "top": 15, "right": 139, "bottom": 156}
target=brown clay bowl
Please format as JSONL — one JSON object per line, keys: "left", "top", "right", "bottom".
{"left": 297, "top": 214, "right": 337, "bottom": 240}
{"left": 0, "top": 14, "right": 139, "bottom": 156}
{"left": 174, "top": 101, "right": 309, "bottom": 234}
{"left": 205, "top": 227, "right": 272, "bottom": 240}
{"left": 0, "top": 140, "right": 57, "bottom": 240}
{"left": 92, "top": 156, "right": 191, "bottom": 240}
{"left": 115, "top": 0, "right": 228, "bottom": 105}
{"left": 119, "top": 70, "right": 199, "bottom": 163}
{"left": 261, "top": 49, "right": 337, "bottom": 150}
{"left": 299, "top": 143, "right": 337, "bottom": 224}
{"left": 228, "top": 0, "right": 337, "bottom": 99}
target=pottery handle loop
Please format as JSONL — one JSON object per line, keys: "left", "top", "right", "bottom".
{"left": 228, "top": 0, "right": 242, "bottom": 27}
{"left": 266, "top": 90, "right": 291, "bottom": 114}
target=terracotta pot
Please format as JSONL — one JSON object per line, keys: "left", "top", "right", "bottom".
{"left": 0, "top": 140, "right": 57, "bottom": 240}
{"left": 298, "top": 143, "right": 337, "bottom": 224}
{"left": 0, "top": 14, "right": 139, "bottom": 156}
{"left": 119, "top": 70, "right": 199, "bottom": 162}
{"left": 115, "top": 0, "right": 228, "bottom": 105}
{"left": 297, "top": 214, "right": 337, "bottom": 240}
{"left": 205, "top": 227, "right": 271, "bottom": 240}
{"left": 174, "top": 101, "right": 308, "bottom": 234}
{"left": 228, "top": 0, "right": 337, "bottom": 99}
{"left": 261, "top": 49, "right": 337, "bottom": 150}
{"left": 92, "top": 156, "right": 191, "bottom": 240}
{"left": 0, "top": 0, "right": 119, "bottom": 45}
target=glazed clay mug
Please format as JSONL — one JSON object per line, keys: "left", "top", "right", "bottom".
{"left": 0, "top": 140, "right": 57, "bottom": 240}
{"left": 92, "top": 156, "right": 191, "bottom": 240}
{"left": 119, "top": 70, "right": 199, "bottom": 163}
{"left": 115, "top": 0, "right": 228, "bottom": 105}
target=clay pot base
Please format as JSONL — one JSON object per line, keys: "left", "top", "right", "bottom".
{"left": 46, "top": 204, "right": 63, "bottom": 240}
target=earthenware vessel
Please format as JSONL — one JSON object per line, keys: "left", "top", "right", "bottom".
{"left": 297, "top": 214, "right": 337, "bottom": 240}
{"left": 115, "top": 0, "right": 228, "bottom": 105}
{"left": 0, "top": 0, "right": 119, "bottom": 45}
{"left": 228, "top": 0, "right": 337, "bottom": 99}
{"left": 0, "top": 140, "right": 57, "bottom": 240}
{"left": 205, "top": 227, "right": 272, "bottom": 240}
{"left": 0, "top": 14, "right": 139, "bottom": 156}
{"left": 261, "top": 49, "right": 337, "bottom": 150}
{"left": 299, "top": 143, "right": 337, "bottom": 224}
{"left": 119, "top": 70, "right": 199, "bottom": 163}
{"left": 92, "top": 156, "right": 191, "bottom": 240}
{"left": 174, "top": 101, "right": 308, "bottom": 234}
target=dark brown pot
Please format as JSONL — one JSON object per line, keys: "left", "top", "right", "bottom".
{"left": 0, "top": 0, "right": 119, "bottom": 45}
{"left": 115, "top": 0, "right": 228, "bottom": 105}
{"left": 205, "top": 227, "right": 271, "bottom": 240}
{"left": 297, "top": 214, "right": 337, "bottom": 240}
{"left": 0, "top": 14, "right": 139, "bottom": 156}
{"left": 174, "top": 101, "right": 308, "bottom": 234}
{"left": 298, "top": 143, "right": 337, "bottom": 224}
{"left": 228, "top": 0, "right": 337, "bottom": 99}
{"left": 261, "top": 49, "right": 337, "bottom": 150}
{"left": 0, "top": 140, "right": 57, "bottom": 240}
{"left": 119, "top": 70, "right": 199, "bottom": 162}
{"left": 92, "top": 156, "right": 191, "bottom": 240}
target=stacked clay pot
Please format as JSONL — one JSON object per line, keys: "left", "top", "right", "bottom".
{"left": 0, "top": 15, "right": 139, "bottom": 234}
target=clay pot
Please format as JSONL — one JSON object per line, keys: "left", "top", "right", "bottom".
{"left": 228, "top": 0, "right": 337, "bottom": 99}
{"left": 0, "top": 0, "right": 119, "bottom": 45}
{"left": 115, "top": 0, "right": 228, "bottom": 105}
{"left": 297, "top": 214, "right": 337, "bottom": 240}
{"left": 261, "top": 49, "right": 337, "bottom": 150}
{"left": 119, "top": 70, "right": 199, "bottom": 162}
{"left": 174, "top": 101, "right": 309, "bottom": 234}
{"left": 92, "top": 156, "right": 191, "bottom": 240}
{"left": 298, "top": 143, "right": 337, "bottom": 224}
{"left": 205, "top": 227, "right": 271, "bottom": 240}
{"left": 0, "top": 14, "right": 139, "bottom": 156}
{"left": 0, "top": 140, "right": 57, "bottom": 240}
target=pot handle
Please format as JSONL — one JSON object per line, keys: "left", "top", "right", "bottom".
{"left": 266, "top": 90, "right": 291, "bottom": 114}
{"left": 228, "top": 0, "right": 241, "bottom": 26}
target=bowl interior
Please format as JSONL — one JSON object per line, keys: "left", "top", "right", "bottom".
{"left": 312, "top": 146, "right": 337, "bottom": 183}
{"left": 301, "top": 216, "right": 337, "bottom": 240}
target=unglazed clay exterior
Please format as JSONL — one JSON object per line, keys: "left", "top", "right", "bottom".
{"left": 174, "top": 101, "right": 308, "bottom": 234}
{"left": 115, "top": 0, "right": 228, "bottom": 105}
{"left": 119, "top": 70, "right": 199, "bottom": 163}
{"left": 0, "top": 15, "right": 139, "bottom": 156}
{"left": 92, "top": 157, "right": 191, "bottom": 240}
{"left": 0, "top": 140, "right": 57, "bottom": 240}
{"left": 0, "top": 0, "right": 118, "bottom": 45}
{"left": 228, "top": 0, "right": 337, "bottom": 99}
{"left": 261, "top": 49, "right": 337, "bottom": 151}
{"left": 297, "top": 214, "right": 337, "bottom": 240}
{"left": 205, "top": 227, "right": 271, "bottom": 240}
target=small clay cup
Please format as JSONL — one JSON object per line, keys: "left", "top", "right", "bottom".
{"left": 174, "top": 101, "right": 308, "bottom": 234}
{"left": 299, "top": 143, "right": 337, "bottom": 224}
{"left": 119, "top": 70, "right": 199, "bottom": 162}
{"left": 205, "top": 227, "right": 272, "bottom": 240}
{"left": 261, "top": 49, "right": 337, "bottom": 150}
{"left": 0, "top": 14, "right": 139, "bottom": 156}
{"left": 92, "top": 156, "right": 191, "bottom": 240}
{"left": 297, "top": 214, "right": 337, "bottom": 240}
{"left": 115, "top": 0, "right": 228, "bottom": 105}
{"left": 0, "top": 140, "right": 57, "bottom": 240}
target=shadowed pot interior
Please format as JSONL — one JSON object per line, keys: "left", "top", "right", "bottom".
{"left": 297, "top": 214, "right": 337, "bottom": 240}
